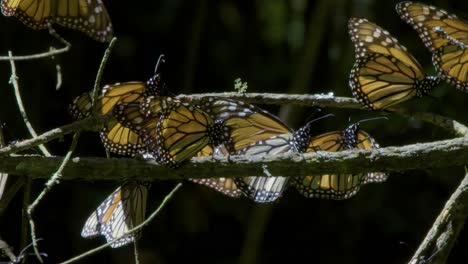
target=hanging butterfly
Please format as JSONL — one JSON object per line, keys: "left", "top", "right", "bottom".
{"left": 348, "top": 17, "right": 440, "bottom": 110}
{"left": 233, "top": 133, "right": 295, "bottom": 203}
{"left": 189, "top": 145, "right": 242, "bottom": 198}
{"left": 1, "top": 0, "right": 113, "bottom": 42}
{"left": 81, "top": 182, "right": 149, "bottom": 248}
{"left": 292, "top": 118, "right": 388, "bottom": 200}
{"left": 396, "top": 2, "right": 468, "bottom": 92}
{"left": 69, "top": 74, "right": 165, "bottom": 156}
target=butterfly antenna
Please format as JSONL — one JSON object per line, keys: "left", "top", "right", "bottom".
{"left": 304, "top": 107, "right": 323, "bottom": 122}
{"left": 355, "top": 116, "right": 388, "bottom": 125}
{"left": 305, "top": 114, "right": 335, "bottom": 126}
{"left": 419, "top": 241, "right": 447, "bottom": 264}
{"left": 154, "top": 54, "right": 166, "bottom": 75}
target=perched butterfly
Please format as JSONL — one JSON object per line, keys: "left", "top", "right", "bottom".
{"left": 116, "top": 96, "right": 229, "bottom": 168}
{"left": 188, "top": 145, "right": 242, "bottom": 198}
{"left": 81, "top": 182, "right": 149, "bottom": 248}
{"left": 396, "top": 2, "right": 468, "bottom": 92}
{"left": 192, "top": 97, "right": 295, "bottom": 202}
{"left": 1, "top": 0, "right": 113, "bottom": 42}
{"left": 292, "top": 120, "right": 388, "bottom": 200}
{"left": 231, "top": 114, "right": 334, "bottom": 203}
{"left": 348, "top": 17, "right": 440, "bottom": 110}
{"left": 69, "top": 74, "right": 165, "bottom": 156}
{"left": 113, "top": 104, "right": 240, "bottom": 197}
{"left": 194, "top": 97, "right": 292, "bottom": 152}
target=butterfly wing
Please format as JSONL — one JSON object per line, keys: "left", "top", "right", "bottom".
{"left": 69, "top": 82, "right": 157, "bottom": 156}
{"left": 81, "top": 182, "right": 148, "bottom": 248}
{"left": 139, "top": 96, "right": 229, "bottom": 168}
{"left": 196, "top": 97, "right": 292, "bottom": 151}
{"left": 293, "top": 131, "right": 363, "bottom": 200}
{"left": 396, "top": 2, "right": 468, "bottom": 91}
{"left": 348, "top": 17, "right": 439, "bottom": 110}
{"left": 293, "top": 126, "right": 388, "bottom": 200}
{"left": 1, "top": 0, "right": 113, "bottom": 42}
{"left": 355, "top": 131, "right": 388, "bottom": 184}
{"left": 189, "top": 145, "right": 242, "bottom": 198}
{"left": 234, "top": 134, "right": 293, "bottom": 203}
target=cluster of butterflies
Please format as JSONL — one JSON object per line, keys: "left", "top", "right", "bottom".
{"left": 349, "top": 2, "right": 467, "bottom": 110}
{"left": 69, "top": 67, "right": 389, "bottom": 246}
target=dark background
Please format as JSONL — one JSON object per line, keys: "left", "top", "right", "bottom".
{"left": 1, "top": 0, "right": 467, "bottom": 263}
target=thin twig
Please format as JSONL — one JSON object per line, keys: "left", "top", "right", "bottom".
{"left": 0, "top": 27, "right": 71, "bottom": 61}
{"left": 59, "top": 183, "right": 183, "bottom": 264}
{"left": 0, "top": 238, "right": 17, "bottom": 263}
{"left": 25, "top": 37, "right": 115, "bottom": 262}
{"left": 133, "top": 240, "right": 140, "bottom": 264}
{"left": 0, "top": 176, "right": 25, "bottom": 216}
{"left": 21, "top": 179, "right": 32, "bottom": 259}
{"left": 91, "top": 37, "right": 117, "bottom": 108}
{"left": 54, "top": 59, "right": 62, "bottom": 90}
{"left": 26, "top": 132, "right": 80, "bottom": 263}
{"left": 8, "top": 51, "right": 51, "bottom": 157}
{"left": 0, "top": 126, "right": 7, "bottom": 201}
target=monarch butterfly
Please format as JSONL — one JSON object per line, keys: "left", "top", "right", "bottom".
{"left": 1, "top": 0, "right": 113, "bottom": 42}
{"left": 194, "top": 97, "right": 292, "bottom": 152}
{"left": 189, "top": 145, "right": 242, "bottom": 198}
{"left": 396, "top": 2, "right": 468, "bottom": 92}
{"left": 292, "top": 120, "right": 388, "bottom": 200}
{"left": 231, "top": 114, "right": 336, "bottom": 203}
{"left": 117, "top": 96, "right": 229, "bottom": 168}
{"left": 192, "top": 97, "right": 294, "bottom": 202}
{"left": 348, "top": 17, "right": 440, "bottom": 110}
{"left": 81, "top": 182, "right": 148, "bottom": 248}
{"left": 69, "top": 74, "right": 165, "bottom": 156}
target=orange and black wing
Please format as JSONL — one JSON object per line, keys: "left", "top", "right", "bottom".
{"left": 1, "top": 0, "right": 113, "bottom": 42}
{"left": 396, "top": 1, "right": 468, "bottom": 91}
{"left": 348, "top": 17, "right": 439, "bottom": 110}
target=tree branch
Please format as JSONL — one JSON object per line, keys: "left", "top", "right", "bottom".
{"left": 0, "top": 115, "right": 108, "bottom": 156}
{"left": 180, "top": 93, "right": 468, "bottom": 136}
{"left": 0, "top": 136, "right": 466, "bottom": 181}
{"left": 408, "top": 171, "right": 468, "bottom": 264}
